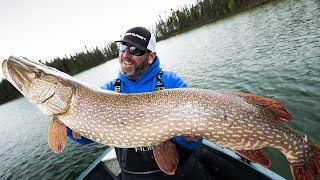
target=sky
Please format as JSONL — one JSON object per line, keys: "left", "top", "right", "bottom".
{"left": 0, "top": 0, "right": 196, "bottom": 79}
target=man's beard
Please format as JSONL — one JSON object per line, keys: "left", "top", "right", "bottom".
{"left": 120, "top": 55, "right": 150, "bottom": 80}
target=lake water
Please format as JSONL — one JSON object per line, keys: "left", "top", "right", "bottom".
{"left": 1, "top": 0, "right": 320, "bottom": 179}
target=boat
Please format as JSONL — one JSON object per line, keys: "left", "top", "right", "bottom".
{"left": 77, "top": 140, "right": 285, "bottom": 180}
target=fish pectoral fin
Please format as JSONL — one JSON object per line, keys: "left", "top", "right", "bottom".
{"left": 153, "top": 140, "right": 179, "bottom": 175}
{"left": 72, "top": 130, "right": 81, "bottom": 139}
{"left": 234, "top": 92, "right": 292, "bottom": 121}
{"left": 235, "top": 149, "right": 271, "bottom": 168}
{"left": 48, "top": 116, "right": 67, "bottom": 153}
{"left": 290, "top": 143, "right": 320, "bottom": 180}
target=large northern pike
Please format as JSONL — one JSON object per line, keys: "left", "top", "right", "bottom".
{"left": 2, "top": 56, "right": 319, "bottom": 180}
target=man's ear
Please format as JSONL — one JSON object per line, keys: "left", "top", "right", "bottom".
{"left": 148, "top": 52, "right": 157, "bottom": 64}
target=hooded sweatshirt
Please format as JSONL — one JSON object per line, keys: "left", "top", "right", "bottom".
{"left": 101, "top": 56, "right": 186, "bottom": 92}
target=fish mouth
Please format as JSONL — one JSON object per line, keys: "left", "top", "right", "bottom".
{"left": 2, "top": 59, "right": 9, "bottom": 79}
{"left": 2, "top": 56, "right": 36, "bottom": 91}
{"left": 2, "top": 59, "right": 22, "bottom": 90}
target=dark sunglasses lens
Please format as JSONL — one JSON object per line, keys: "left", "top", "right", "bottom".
{"left": 119, "top": 42, "right": 146, "bottom": 56}
{"left": 129, "top": 46, "right": 146, "bottom": 56}
{"left": 119, "top": 43, "right": 128, "bottom": 52}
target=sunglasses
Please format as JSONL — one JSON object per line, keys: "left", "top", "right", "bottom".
{"left": 119, "top": 43, "right": 148, "bottom": 56}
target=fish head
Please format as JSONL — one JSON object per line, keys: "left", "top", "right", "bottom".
{"left": 2, "top": 56, "right": 74, "bottom": 115}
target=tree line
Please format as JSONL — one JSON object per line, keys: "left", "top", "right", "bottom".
{"left": 152, "top": 0, "right": 275, "bottom": 40}
{"left": 0, "top": 0, "right": 275, "bottom": 105}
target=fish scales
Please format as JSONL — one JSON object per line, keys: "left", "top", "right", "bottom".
{"left": 3, "top": 56, "right": 319, "bottom": 180}
{"left": 5, "top": 58, "right": 315, "bottom": 163}
{"left": 64, "top": 85, "right": 314, "bottom": 165}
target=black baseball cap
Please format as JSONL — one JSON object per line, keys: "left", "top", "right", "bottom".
{"left": 115, "top": 27, "right": 156, "bottom": 52}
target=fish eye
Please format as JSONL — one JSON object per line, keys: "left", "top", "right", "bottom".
{"left": 33, "top": 69, "right": 43, "bottom": 78}
{"left": 35, "top": 71, "right": 42, "bottom": 78}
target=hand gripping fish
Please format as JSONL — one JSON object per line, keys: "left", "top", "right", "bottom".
{"left": 2, "top": 56, "right": 319, "bottom": 180}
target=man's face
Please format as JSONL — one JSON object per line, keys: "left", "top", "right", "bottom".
{"left": 119, "top": 46, "right": 155, "bottom": 80}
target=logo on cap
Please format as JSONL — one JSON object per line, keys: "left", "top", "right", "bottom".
{"left": 125, "top": 32, "right": 147, "bottom": 41}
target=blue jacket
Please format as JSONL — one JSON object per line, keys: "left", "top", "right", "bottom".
{"left": 67, "top": 56, "right": 202, "bottom": 149}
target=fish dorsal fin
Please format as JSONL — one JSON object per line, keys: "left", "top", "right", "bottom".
{"left": 153, "top": 140, "right": 179, "bottom": 175}
{"left": 48, "top": 116, "right": 67, "bottom": 153}
{"left": 235, "top": 149, "right": 271, "bottom": 168}
{"left": 234, "top": 92, "right": 292, "bottom": 121}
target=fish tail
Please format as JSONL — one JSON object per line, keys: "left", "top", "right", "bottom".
{"left": 290, "top": 143, "right": 320, "bottom": 180}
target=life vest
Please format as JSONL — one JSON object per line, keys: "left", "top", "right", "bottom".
{"left": 113, "top": 70, "right": 165, "bottom": 93}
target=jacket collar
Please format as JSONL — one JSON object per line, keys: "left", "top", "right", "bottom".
{"left": 118, "top": 56, "right": 161, "bottom": 85}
